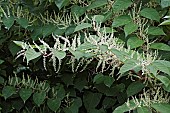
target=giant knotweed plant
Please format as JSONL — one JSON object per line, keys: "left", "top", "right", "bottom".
{"left": 15, "top": 23, "right": 158, "bottom": 81}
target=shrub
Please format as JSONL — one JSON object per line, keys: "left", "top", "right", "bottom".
{"left": 0, "top": 0, "right": 170, "bottom": 113}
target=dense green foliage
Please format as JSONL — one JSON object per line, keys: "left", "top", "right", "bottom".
{"left": 0, "top": 0, "right": 170, "bottom": 113}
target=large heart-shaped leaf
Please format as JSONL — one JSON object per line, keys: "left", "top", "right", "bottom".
{"left": 33, "top": 91, "right": 46, "bottom": 107}
{"left": 53, "top": 49, "right": 66, "bottom": 59}
{"left": 83, "top": 92, "right": 102, "bottom": 109}
{"left": 74, "top": 74, "right": 88, "bottom": 91}
{"left": 112, "top": 0, "right": 132, "bottom": 12}
{"left": 54, "top": 84, "right": 66, "bottom": 100}
{"left": 150, "top": 43, "right": 170, "bottom": 51}
{"left": 124, "top": 22, "right": 138, "bottom": 37}
{"left": 2, "top": 86, "right": 16, "bottom": 100}
{"left": 25, "top": 48, "right": 41, "bottom": 64}
{"left": 74, "top": 23, "right": 92, "bottom": 32}
{"left": 19, "top": 88, "right": 32, "bottom": 103}
{"left": 2, "top": 16, "right": 14, "bottom": 29}
{"left": 103, "top": 76, "right": 115, "bottom": 87}
{"left": 16, "top": 18, "right": 29, "bottom": 28}
{"left": 127, "top": 36, "right": 144, "bottom": 49}
{"left": 42, "top": 24, "right": 56, "bottom": 37}
{"left": 69, "top": 49, "right": 85, "bottom": 60}
{"left": 112, "top": 15, "right": 132, "bottom": 27}
{"left": 148, "top": 27, "right": 165, "bottom": 35}
{"left": 47, "top": 98, "right": 61, "bottom": 112}
{"left": 119, "top": 59, "right": 141, "bottom": 75}
{"left": 93, "top": 73, "right": 105, "bottom": 84}
{"left": 126, "top": 81, "right": 145, "bottom": 97}
{"left": 140, "top": 8, "right": 160, "bottom": 22}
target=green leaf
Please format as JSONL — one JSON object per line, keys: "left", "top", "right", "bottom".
{"left": 53, "top": 49, "right": 66, "bottom": 59}
{"left": 77, "top": 43, "right": 96, "bottom": 51}
{"left": 102, "top": 97, "right": 116, "bottom": 109}
{"left": 127, "top": 81, "right": 145, "bottom": 97}
{"left": 13, "top": 41, "right": 26, "bottom": 49}
{"left": 9, "top": 42, "right": 22, "bottom": 56}
{"left": 0, "top": 76, "right": 4, "bottom": 84}
{"left": 140, "top": 8, "right": 160, "bottom": 22}
{"left": 71, "top": 5, "right": 86, "bottom": 17}
{"left": 146, "top": 64, "right": 158, "bottom": 76}
{"left": 25, "top": 48, "right": 41, "bottom": 64}
{"left": 53, "top": 27, "right": 65, "bottom": 36}
{"left": 2, "top": 86, "right": 16, "bottom": 100}
{"left": 0, "top": 59, "right": 4, "bottom": 65}
{"left": 110, "top": 48, "right": 129, "bottom": 61}
{"left": 137, "top": 106, "right": 151, "bottom": 113}
{"left": 16, "top": 18, "right": 29, "bottom": 28}
{"left": 112, "top": 0, "right": 132, "bottom": 12}
{"left": 119, "top": 59, "right": 140, "bottom": 75}
{"left": 156, "top": 75, "right": 170, "bottom": 87}
{"left": 65, "top": 25, "right": 76, "bottom": 36}
{"left": 12, "top": 99, "right": 24, "bottom": 111}
{"left": 83, "top": 92, "right": 102, "bottom": 109}
{"left": 161, "top": 0, "right": 170, "bottom": 8}
{"left": 55, "top": 0, "right": 69, "bottom": 10}
{"left": 93, "top": 73, "right": 105, "bottom": 84}
{"left": 69, "top": 49, "right": 85, "bottom": 60}
{"left": 160, "top": 19, "right": 170, "bottom": 25}
{"left": 55, "top": 84, "right": 65, "bottom": 100}
{"left": 74, "top": 23, "right": 92, "bottom": 32}
{"left": 150, "top": 60, "right": 170, "bottom": 75}
{"left": 99, "top": 45, "right": 108, "bottom": 53}
{"left": 61, "top": 73, "right": 74, "bottom": 86}
{"left": 63, "top": 97, "right": 82, "bottom": 113}
{"left": 42, "top": 24, "right": 56, "bottom": 37}
{"left": 112, "top": 15, "right": 132, "bottom": 27}
{"left": 127, "top": 36, "right": 144, "bottom": 49}
{"left": 103, "top": 11, "right": 113, "bottom": 22}
{"left": 2, "top": 16, "right": 14, "bottom": 29}
{"left": 33, "top": 91, "right": 46, "bottom": 107}
{"left": 100, "top": 27, "right": 117, "bottom": 33}
{"left": 93, "top": 74, "right": 114, "bottom": 87}
{"left": 104, "top": 76, "right": 115, "bottom": 87}
{"left": 150, "top": 43, "right": 170, "bottom": 51}
{"left": 113, "top": 100, "right": 136, "bottom": 113}
{"left": 93, "top": 15, "right": 105, "bottom": 23}
{"left": 31, "top": 26, "right": 43, "bottom": 40}
{"left": 148, "top": 27, "right": 165, "bottom": 35}
{"left": 74, "top": 73, "right": 87, "bottom": 91}
{"left": 124, "top": 22, "right": 138, "bottom": 37}
{"left": 87, "top": 0, "right": 108, "bottom": 10}
{"left": 19, "top": 88, "right": 32, "bottom": 103}
{"left": 47, "top": 98, "right": 61, "bottom": 112}
{"left": 151, "top": 103, "right": 170, "bottom": 113}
